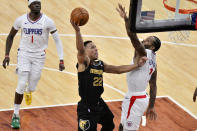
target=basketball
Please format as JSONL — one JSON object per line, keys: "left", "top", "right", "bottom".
{"left": 70, "top": 7, "right": 89, "bottom": 26}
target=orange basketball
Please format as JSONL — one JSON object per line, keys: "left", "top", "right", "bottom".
{"left": 71, "top": 7, "right": 89, "bottom": 26}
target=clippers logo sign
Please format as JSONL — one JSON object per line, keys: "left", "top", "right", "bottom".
{"left": 79, "top": 119, "right": 90, "bottom": 131}
{"left": 23, "top": 28, "right": 43, "bottom": 35}
{"left": 126, "top": 121, "right": 133, "bottom": 128}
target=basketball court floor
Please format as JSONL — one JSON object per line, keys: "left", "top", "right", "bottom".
{"left": 0, "top": 0, "right": 197, "bottom": 130}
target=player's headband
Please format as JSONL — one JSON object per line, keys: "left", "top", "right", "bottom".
{"left": 28, "top": 0, "right": 41, "bottom": 6}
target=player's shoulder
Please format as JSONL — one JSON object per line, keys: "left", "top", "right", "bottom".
{"left": 42, "top": 14, "right": 55, "bottom": 22}
{"left": 14, "top": 14, "right": 27, "bottom": 24}
{"left": 16, "top": 14, "right": 27, "bottom": 20}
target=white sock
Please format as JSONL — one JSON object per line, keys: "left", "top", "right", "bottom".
{"left": 26, "top": 86, "right": 30, "bottom": 93}
{"left": 14, "top": 104, "right": 20, "bottom": 115}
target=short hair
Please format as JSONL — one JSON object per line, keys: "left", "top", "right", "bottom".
{"left": 84, "top": 40, "right": 92, "bottom": 47}
{"left": 152, "top": 36, "right": 161, "bottom": 52}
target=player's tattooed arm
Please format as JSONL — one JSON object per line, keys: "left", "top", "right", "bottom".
{"left": 116, "top": 3, "right": 146, "bottom": 57}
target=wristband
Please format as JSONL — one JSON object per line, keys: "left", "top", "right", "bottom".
{"left": 60, "top": 60, "right": 64, "bottom": 64}
{"left": 5, "top": 55, "right": 9, "bottom": 58}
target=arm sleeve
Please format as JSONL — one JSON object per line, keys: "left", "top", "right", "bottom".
{"left": 13, "top": 16, "right": 22, "bottom": 30}
{"left": 52, "top": 31, "right": 64, "bottom": 60}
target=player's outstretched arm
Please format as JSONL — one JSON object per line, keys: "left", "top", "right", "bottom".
{"left": 2, "top": 27, "right": 18, "bottom": 69}
{"left": 51, "top": 30, "right": 65, "bottom": 71}
{"left": 116, "top": 3, "right": 146, "bottom": 57}
{"left": 104, "top": 56, "right": 147, "bottom": 74}
{"left": 193, "top": 87, "right": 197, "bottom": 102}
{"left": 146, "top": 68, "right": 157, "bottom": 120}
{"left": 71, "top": 20, "right": 89, "bottom": 71}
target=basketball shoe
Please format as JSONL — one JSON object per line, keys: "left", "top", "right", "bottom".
{"left": 24, "top": 91, "right": 32, "bottom": 105}
{"left": 11, "top": 114, "right": 20, "bottom": 129}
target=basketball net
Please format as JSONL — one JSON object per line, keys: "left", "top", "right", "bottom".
{"left": 164, "top": 0, "right": 192, "bottom": 42}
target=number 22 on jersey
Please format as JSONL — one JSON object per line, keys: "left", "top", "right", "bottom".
{"left": 93, "top": 77, "right": 103, "bottom": 86}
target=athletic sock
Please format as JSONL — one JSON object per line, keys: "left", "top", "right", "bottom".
{"left": 14, "top": 104, "right": 20, "bottom": 115}
{"left": 26, "top": 85, "right": 30, "bottom": 93}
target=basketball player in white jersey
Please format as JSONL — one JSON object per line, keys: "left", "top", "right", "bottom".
{"left": 117, "top": 3, "right": 161, "bottom": 131}
{"left": 2, "top": 0, "right": 65, "bottom": 129}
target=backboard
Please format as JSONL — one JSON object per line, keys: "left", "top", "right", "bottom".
{"left": 129, "top": 0, "right": 197, "bottom": 33}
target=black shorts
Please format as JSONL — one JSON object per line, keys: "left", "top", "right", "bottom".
{"left": 77, "top": 98, "right": 115, "bottom": 131}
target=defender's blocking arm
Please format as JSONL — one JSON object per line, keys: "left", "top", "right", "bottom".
{"left": 104, "top": 56, "right": 147, "bottom": 74}
{"left": 116, "top": 3, "right": 146, "bottom": 56}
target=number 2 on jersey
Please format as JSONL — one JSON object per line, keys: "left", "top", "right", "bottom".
{"left": 149, "top": 68, "right": 153, "bottom": 75}
{"left": 93, "top": 77, "right": 103, "bottom": 86}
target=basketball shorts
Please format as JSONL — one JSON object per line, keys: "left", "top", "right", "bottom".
{"left": 121, "top": 91, "right": 149, "bottom": 130}
{"left": 77, "top": 98, "right": 114, "bottom": 131}
{"left": 17, "top": 49, "right": 46, "bottom": 73}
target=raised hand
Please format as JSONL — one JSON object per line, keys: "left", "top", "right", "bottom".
{"left": 70, "top": 19, "right": 80, "bottom": 32}
{"left": 116, "top": 3, "right": 128, "bottom": 20}
{"left": 116, "top": 3, "right": 133, "bottom": 37}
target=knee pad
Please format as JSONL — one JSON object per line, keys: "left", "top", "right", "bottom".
{"left": 28, "top": 72, "right": 41, "bottom": 92}
{"left": 16, "top": 71, "right": 29, "bottom": 94}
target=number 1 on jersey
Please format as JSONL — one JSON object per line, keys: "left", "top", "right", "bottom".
{"left": 32, "top": 35, "right": 34, "bottom": 43}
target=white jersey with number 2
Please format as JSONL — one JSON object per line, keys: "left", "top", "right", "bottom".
{"left": 126, "top": 49, "right": 156, "bottom": 94}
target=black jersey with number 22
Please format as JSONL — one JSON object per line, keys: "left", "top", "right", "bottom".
{"left": 77, "top": 60, "right": 104, "bottom": 104}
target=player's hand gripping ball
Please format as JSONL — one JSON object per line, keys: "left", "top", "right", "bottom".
{"left": 71, "top": 7, "right": 89, "bottom": 26}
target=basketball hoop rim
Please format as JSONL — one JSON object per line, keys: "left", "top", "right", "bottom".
{"left": 163, "top": 0, "right": 197, "bottom": 14}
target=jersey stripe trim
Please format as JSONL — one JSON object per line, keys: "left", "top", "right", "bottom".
{"left": 126, "top": 95, "right": 147, "bottom": 119}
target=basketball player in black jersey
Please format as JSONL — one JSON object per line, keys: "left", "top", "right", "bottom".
{"left": 71, "top": 21, "right": 147, "bottom": 131}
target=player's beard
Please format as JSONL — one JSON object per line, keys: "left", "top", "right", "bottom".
{"left": 32, "top": 9, "right": 40, "bottom": 14}
{"left": 144, "top": 44, "right": 152, "bottom": 49}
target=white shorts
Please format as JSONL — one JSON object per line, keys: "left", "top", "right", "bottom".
{"left": 121, "top": 91, "right": 149, "bottom": 130}
{"left": 17, "top": 49, "right": 46, "bottom": 73}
